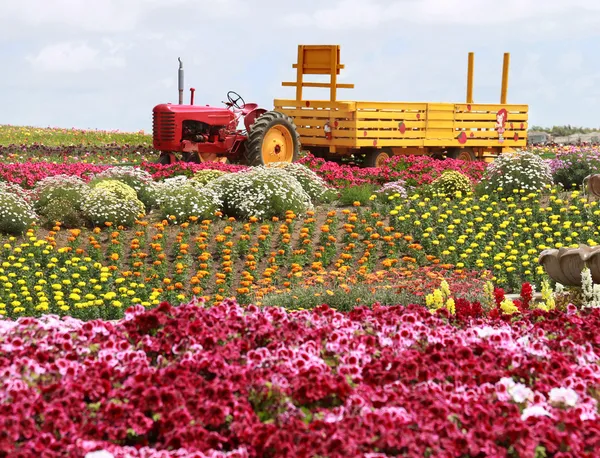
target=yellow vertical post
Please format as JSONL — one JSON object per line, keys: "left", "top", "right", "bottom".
{"left": 329, "top": 46, "right": 338, "bottom": 102}
{"left": 295, "top": 45, "right": 304, "bottom": 101}
{"left": 501, "top": 52, "right": 510, "bottom": 104}
{"left": 466, "top": 52, "right": 474, "bottom": 104}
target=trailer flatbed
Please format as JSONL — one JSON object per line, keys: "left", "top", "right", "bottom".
{"left": 274, "top": 45, "right": 528, "bottom": 165}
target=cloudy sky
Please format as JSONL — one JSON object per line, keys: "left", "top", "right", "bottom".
{"left": 1, "top": 0, "right": 599, "bottom": 132}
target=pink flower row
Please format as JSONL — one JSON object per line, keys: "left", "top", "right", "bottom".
{"left": 1, "top": 299, "right": 599, "bottom": 457}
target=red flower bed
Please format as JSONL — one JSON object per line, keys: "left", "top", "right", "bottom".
{"left": 298, "top": 154, "right": 487, "bottom": 188}
{"left": 0, "top": 162, "right": 248, "bottom": 189}
{"left": 2, "top": 299, "right": 600, "bottom": 457}
{"left": 0, "top": 162, "right": 109, "bottom": 188}
{"left": 140, "top": 161, "right": 248, "bottom": 181}
{"left": 0, "top": 154, "right": 485, "bottom": 190}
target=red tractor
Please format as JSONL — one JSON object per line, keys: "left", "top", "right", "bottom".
{"left": 153, "top": 58, "right": 300, "bottom": 165}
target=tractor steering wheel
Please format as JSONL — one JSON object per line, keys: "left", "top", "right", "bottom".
{"left": 227, "top": 91, "right": 245, "bottom": 109}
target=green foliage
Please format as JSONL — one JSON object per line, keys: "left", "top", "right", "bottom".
{"left": 338, "top": 184, "right": 377, "bottom": 206}
{"left": 0, "top": 124, "right": 151, "bottom": 147}
{"left": 32, "top": 175, "right": 89, "bottom": 228}
{"left": 43, "top": 195, "right": 88, "bottom": 228}
{"left": 0, "top": 190, "right": 37, "bottom": 235}
{"left": 260, "top": 284, "right": 425, "bottom": 311}
{"left": 478, "top": 150, "right": 553, "bottom": 197}
{"left": 552, "top": 153, "right": 600, "bottom": 190}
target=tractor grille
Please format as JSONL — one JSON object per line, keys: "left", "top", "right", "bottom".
{"left": 153, "top": 111, "right": 176, "bottom": 142}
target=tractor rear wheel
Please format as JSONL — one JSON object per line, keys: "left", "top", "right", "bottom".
{"left": 245, "top": 111, "right": 300, "bottom": 166}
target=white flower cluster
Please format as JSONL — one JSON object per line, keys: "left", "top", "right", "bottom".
{"left": 376, "top": 179, "right": 409, "bottom": 199}
{"left": 498, "top": 377, "right": 580, "bottom": 422}
{"left": 81, "top": 187, "right": 145, "bottom": 227}
{"left": 0, "top": 189, "right": 38, "bottom": 234}
{"left": 95, "top": 166, "right": 154, "bottom": 186}
{"left": 33, "top": 174, "right": 88, "bottom": 199}
{"left": 548, "top": 387, "right": 578, "bottom": 407}
{"left": 154, "top": 176, "right": 198, "bottom": 205}
{"left": 482, "top": 150, "right": 554, "bottom": 196}
{"left": 265, "top": 162, "right": 331, "bottom": 202}
{"left": 206, "top": 166, "right": 313, "bottom": 219}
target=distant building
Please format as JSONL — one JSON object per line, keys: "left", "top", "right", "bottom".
{"left": 579, "top": 132, "right": 600, "bottom": 144}
{"left": 552, "top": 132, "right": 600, "bottom": 145}
{"left": 527, "top": 131, "right": 551, "bottom": 145}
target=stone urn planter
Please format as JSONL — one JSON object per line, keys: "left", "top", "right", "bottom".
{"left": 538, "top": 244, "right": 600, "bottom": 287}
{"left": 585, "top": 174, "right": 600, "bottom": 198}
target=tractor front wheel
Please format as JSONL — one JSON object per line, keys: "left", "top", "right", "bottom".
{"left": 245, "top": 111, "right": 300, "bottom": 166}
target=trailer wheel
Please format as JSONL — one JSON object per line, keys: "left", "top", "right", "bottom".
{"left": 448, "top": 148, "right": 477, "bottom": 161}
{"left": 363, "top": 148, "right": 392, "bottom": 167}
{"left": 245, "top": 111, "right": 300, "bottom": 166}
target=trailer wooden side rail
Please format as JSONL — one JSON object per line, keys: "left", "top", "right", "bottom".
{"left": 275, "top": 45, "right": 529, "bottom": 166}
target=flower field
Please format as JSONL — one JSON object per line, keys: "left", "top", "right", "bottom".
{"left": 3, "top": 126, "right": 600, "bottom": 457}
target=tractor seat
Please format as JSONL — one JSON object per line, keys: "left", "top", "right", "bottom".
{"left": 241, "top": 103, "right": 258, "bottom": 115}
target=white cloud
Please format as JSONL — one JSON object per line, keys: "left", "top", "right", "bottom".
{"left": 26, "top": 42, "right": 125, "bottom": 73}
{"left": 558, "top": 50, "right": 584, "bottom": 73}
{"left": 1, "top": 0, "right": 600, "bottom": 131}
{"left": 284, "top": 0, "right": 387, "bottom": 30}
{"left": 284, "top": 0, "right": 600, "bottom": 32}
{"left": 2, "top": 0, "right": 143, "bottom": 32}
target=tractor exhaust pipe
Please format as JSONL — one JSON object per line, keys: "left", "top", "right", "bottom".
{"left": 178, "top": 57, "right": 184, "bottom": 105}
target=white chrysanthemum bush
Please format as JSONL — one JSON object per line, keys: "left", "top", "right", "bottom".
{"left": 94, "top": 166, "right": 158, "bottom": 210}
{"left": 478, "top": 150, "right": 554, "bottom": 197}
{"left": 0, "top": 188, "right": 37, "bottom": 235}
{"left": 206, "top": 166, "right": 313, "bottom": 220}
{"left": 82, "top": 180, "right": 145, "bottom": 228}
{"left": 0, "top": 181, "right": 33, "bottom": 204}
{"left": 32, "top": 175, "right": 90, "bottom": 228}
{"left": 157, "top": 181, "right": 222, "bottom": 224}
{"left": 264, "top": 162, "right": 334, "bottom": 203}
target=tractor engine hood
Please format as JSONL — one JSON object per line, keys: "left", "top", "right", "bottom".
{"left": 153, "top": 103, "right": 235, "bottom": 126}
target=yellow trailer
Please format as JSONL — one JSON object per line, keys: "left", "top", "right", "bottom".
{"left": 274, "top": 45, "right": 528, "bottom": 165}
